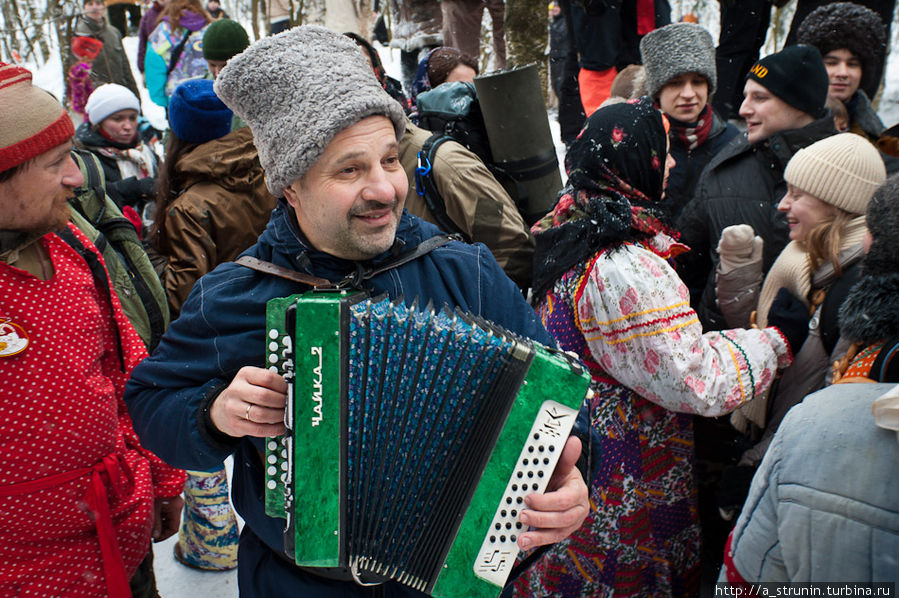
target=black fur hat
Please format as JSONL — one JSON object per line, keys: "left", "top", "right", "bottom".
{"left": 839, "top": 175, "right": 899, "bottom": 345}
{"left": 863, "top": 174, "right": 899, "bottom": 278}
{"left": 797, "top": 2, "right": 887, "bottom": 96}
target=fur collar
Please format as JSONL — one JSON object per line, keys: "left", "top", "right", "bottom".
{"left": 838, "top": 273, "right": 899, "bottom": 345}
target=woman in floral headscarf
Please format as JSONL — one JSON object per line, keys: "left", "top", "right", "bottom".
{"left": 512, "top": 99, "right": 794, "bottom": 597}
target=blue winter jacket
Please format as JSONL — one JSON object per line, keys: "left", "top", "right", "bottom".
{"left": 124, "top": 204, "right": 556, "bottom": 594}
{"left": 723, "top": 383, "right": 899, "bottom": 583}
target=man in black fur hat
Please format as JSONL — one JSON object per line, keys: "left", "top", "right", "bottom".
{"left": 787, "top": 0, "right": 894, "bottom": 98}
{"left": 797, "top": 2, "right": 889, "bottom": 140}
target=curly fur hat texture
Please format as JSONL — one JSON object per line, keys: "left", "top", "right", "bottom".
{"left": 862, "top": 174, "right": 899, "bottom": 277}
{"left": 640, "top": 22, "right": 717, "bottom": 99}
{"left": 797, "top": 2, "right": 887, "bottom": 95}
{"left": 213, "top": 25, "right": 405, "bottom": 198}
{"left": 838, "top": 273, "right": 899, "bottom": 345}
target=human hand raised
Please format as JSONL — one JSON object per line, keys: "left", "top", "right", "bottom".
{"left": 210, "top": 366, "right": 287, "bottom": 438}
{"left": 517, "top": 436, "right": 589, "bottom": 551}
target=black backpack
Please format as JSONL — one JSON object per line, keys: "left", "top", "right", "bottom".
{"left": 414, "top": 82, "right": 514, "bottom": 238}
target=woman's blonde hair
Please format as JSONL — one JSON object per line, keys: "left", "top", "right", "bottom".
{"left": 805, "top": 207, "right": 854, "bottom": 282}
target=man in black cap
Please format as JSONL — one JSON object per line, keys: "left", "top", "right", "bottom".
{"left": 677, "top": 45, "right": 835, "bottom": 331}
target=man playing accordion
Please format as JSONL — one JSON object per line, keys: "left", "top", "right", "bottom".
{"left": 124, "top": 26, "right": 590, "bottom": 597}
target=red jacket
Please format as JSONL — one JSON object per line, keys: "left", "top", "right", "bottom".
{"left": 0, "top": 224, "right": 185, "bottom": 597}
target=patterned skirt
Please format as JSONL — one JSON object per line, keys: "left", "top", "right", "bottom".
{"left": 176, "top": 466, "right": 239, "bottom": 571}
{"left": 511, "top": 381, "right": 701, "bottom": 597}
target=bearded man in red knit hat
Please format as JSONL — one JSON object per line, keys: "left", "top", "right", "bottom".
{"left": 0, "top": 62, "right": 186, "bottom": 598}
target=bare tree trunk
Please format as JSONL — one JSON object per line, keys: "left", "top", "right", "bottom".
{"left": 56, "top": 0, "right": 78, "bottom": 104}
{"left": 31, "top": 0, "right": 51, "bottom": 62}
{"left": 358, "top": 0, "right": 373, "bottom": 38}
{"left": 0, "top": 2, "right": 19, "bottom": 62}
{"left": 251, "top": 0, "right": 261, "bottom": 39}
{"left": 505, "top": 0, "right": 548, "bottom": 101}
{"left": 9, "top": 0, "right": 39, "bottom": 64}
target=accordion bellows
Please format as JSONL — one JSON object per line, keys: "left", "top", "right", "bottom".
{"left": 264, "top": 291, "right": 590, "bottom": 597}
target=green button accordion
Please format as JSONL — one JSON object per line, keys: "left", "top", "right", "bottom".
{"left": 264, "top": 290, "right": 590, "bottom": 597}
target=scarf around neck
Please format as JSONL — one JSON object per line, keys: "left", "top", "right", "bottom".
{"left": 532, "top": 98, "right": 677, "bottom": 298}
{"left": 668, "top": 103, "right": 714, "bottom": 152}
{"left": 756, "top": 216, "right": 868, "bottom": 327}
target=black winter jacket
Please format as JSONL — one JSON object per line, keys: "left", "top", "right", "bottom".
{"left": 664, "top": 112, "right": 740, "bottom": 222}
{"left": 676, "top": 114, "right": 836, "bottom": 330}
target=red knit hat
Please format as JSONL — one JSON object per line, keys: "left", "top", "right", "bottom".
{"left": 0, "top": 63, "right": 75, "bottom": 173}
{"left": 72, "top": 36, "right": 104, "bottom": 60}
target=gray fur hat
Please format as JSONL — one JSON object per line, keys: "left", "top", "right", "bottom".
{"left": 640, "top": 22, "right": 717, "bottom": 99}
{"left": 213, "top": 25, "right": 406, "bottom": 197}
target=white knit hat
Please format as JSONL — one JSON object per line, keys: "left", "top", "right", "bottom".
{"left": 784, "top": 133, "right": 886, "bottom": 215}
{"left": 85, "top": 84, "right": 141, "bottom": 125}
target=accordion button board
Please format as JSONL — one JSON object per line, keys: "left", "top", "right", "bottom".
{"left": 472, "top": 399, "right": 576, "bottom": 587}
{"left": 264, "top": 290, "right": 590, "bottom": 597}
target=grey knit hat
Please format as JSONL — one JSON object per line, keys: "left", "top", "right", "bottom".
{"left": 784, "top": 133, "right": 886, "bottom": 215}
{"left": 213, "top": 25, "right": 406, "bottom": 197}
{"left": 640, "top": 23, "right": 716, "bottom": 99}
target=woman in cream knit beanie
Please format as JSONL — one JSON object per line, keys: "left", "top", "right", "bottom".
{"left": 756, "top": 133, "right": 886, "bottom": 324}
{"left": 731, "top": 133, "right": 885, "bottom": 441}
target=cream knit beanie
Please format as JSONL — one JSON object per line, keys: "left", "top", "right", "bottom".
{"left": 784, "top": 133, "right": 886, "bottom": 215}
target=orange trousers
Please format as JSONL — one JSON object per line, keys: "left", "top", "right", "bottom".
{"left": 578, "top": 66, "right": 617, "bottom": 117}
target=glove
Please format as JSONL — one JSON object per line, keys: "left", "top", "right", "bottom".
{"left": 716, "top": 224, "right": 763, "bottom": 275}
{"left": 112, "top": 176, "right": 157, "bottom": 208}
{"left": 135, "top": 176, "right": 157, "bottom": 199}
{"left": 767, "top": 287, "right": 809, "bottom": 354}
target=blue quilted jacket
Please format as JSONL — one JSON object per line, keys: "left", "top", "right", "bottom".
{"left": 724, "top": 383, "right": 899, "bottom": 583}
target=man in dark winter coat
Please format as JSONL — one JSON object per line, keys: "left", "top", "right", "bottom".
{"left": 640, "top": 22, "right": 740, "bottom": 222}
{"left": 74, "top": 0, "right": 141, "bottom": 101}
{"left": 569, "top": 0, "right": 670, "bottom": 115}
{"left": 123, "top": 26, "right": 589, "bottom": 597}
{"left": 677, "top": 45, "right": 835, "bottom": 331}
{"left": 796, "top": 3, "right": 893, "bottom": 148}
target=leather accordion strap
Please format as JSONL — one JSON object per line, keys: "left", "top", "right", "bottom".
{"left": 234, "top": 256, "right": 334, "bottom": 288}
{"left": 234, "top": 234, "right": 461, "bottom": 289}
{"left": 349, "top": 233, "right": 461, "bottom": 286}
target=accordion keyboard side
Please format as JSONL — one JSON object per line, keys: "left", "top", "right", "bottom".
{"left": 264, "top": 295, "right": 302, "bottom": 520}
{"left": 431, "top": 346, "right": 590, "bottom": 598}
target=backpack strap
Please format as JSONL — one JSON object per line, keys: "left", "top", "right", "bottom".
{"left": 415, "top": 134, "right": 472, "bottom": 242}
{"left": 56, "top": 227, "right": 126, "bottom": 372}
{"left": 71, "top": 149, "right": 107, "bottom": 222}
{"left": 235, "top": 234, "right": 461, "bottom": 290}
{"left": 166, "top": 31, "right": 192, "bottom": 77}
{"left": 69, "top": 149, "right": 168, "bottom": 351}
